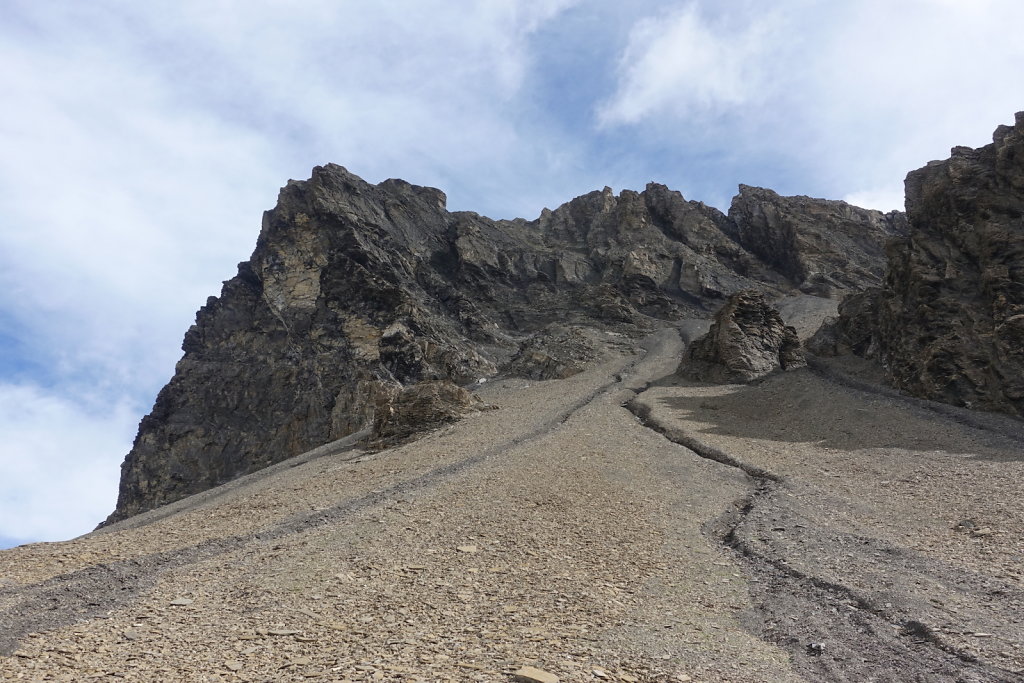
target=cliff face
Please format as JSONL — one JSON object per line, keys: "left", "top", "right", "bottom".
{"left": 106, "top": 167, "right": 898, "bottom": 523}
{"left": 813, "top": 113, "right": 1024, "bottom": 417}
{"left": 881, "top": 113, "right": 1024, "bottom": 414}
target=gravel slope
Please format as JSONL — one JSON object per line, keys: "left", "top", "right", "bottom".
{"left": 0, "top": 329, "right": 799, "bottom": 682}
{"left": 2, "top": 315, "right": 1022, "bottom": 682}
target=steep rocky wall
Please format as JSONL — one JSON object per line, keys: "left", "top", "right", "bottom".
{"left": 878, "top": 114, "right": 1024, "bottom": 415}
{"left": 105, "top": 167, "right": 898, "bottom": 523}
{"left": 813, "top": 113, "right": 1024, "bottom": 417}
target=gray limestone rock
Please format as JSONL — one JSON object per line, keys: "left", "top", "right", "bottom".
{"left": 728, "top": 186, "right": 907, "bottom": 297}
{"left": 368, "top": 380, "right": 491, "bottom": 447}
{"left": 503, "top": 325, "right": 599, "bottom": 381}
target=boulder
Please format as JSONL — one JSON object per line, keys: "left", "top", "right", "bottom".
{"left": 681, "top": 290, "right": 806, "bottom": 383}
{"left": 503, "top": 325, "right": 599, "bottom": 380}
{"left": 369, "top": 380, "right": 492, "bottom": 446}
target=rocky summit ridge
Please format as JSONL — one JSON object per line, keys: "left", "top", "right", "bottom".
{"left": 105, "top": 170, "right": 904, "bottom": 524}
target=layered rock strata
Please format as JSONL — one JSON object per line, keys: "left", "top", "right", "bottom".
{"left": 106, "top": 167, "right": 896, "bottom": 523}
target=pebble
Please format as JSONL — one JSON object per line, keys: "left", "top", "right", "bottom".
{"left": 457, "top": 545, "right": 479, "bottom": 553}
{"left": 168, "top": 598, "right": 193, "bottom": 606}
{"left": 224, "top": 660, "right": 242, "bottom": 671}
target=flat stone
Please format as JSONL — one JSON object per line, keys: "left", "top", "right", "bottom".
{"left": 169, "top": 598, "right": 193, "bottom": 606}
{"left": 267, "top": 629, "right": 301, "bottom": 636}
{"left": 224, "top": 660, "right": 242, "bottom": 671}
{"left": 513, "top": 666, "right": 560, "bottom": 683}
{"left": 457, "top": 545, "right": 479, "bottom": 553}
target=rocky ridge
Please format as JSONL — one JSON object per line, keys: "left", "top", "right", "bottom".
{"left": 813, "top": 113, "right": 1024, "bottom": 416}
{"left": 107, "top": 167, "right": 904, "bottom": 524}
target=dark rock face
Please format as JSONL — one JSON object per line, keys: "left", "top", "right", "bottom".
{"left": 806, "top": 289, "right": 882, "bottom": 358}
{"left": 729, "top": 186, "right": 907, "bottom": 296}
{"left": 106, "top": 166, "right": 895, "bottom": 524}
{"left": 817, "top": 113, "right": 1024, "bottom": 417}
{"left": 681, "top": 290, "right": 806, "bottom": 383}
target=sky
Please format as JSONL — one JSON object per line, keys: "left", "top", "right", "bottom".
{"left": 1, "top": 0, "right": 1022, "bottom": 549}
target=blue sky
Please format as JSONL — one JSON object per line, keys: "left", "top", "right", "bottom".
{"left": 2, "top": 0, "right": 1022, "bottom": 548}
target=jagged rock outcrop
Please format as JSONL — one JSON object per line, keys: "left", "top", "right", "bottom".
{"left": 728, "top": 186, "right": 907, "bottom": 296}
{"left": 681, "top": 290, "right": 805, "bottom": 383}
{"left": 814, "top": 113, "right": 1024, "bottom": 417}
{"left": 105, "top": 167, "right": 895, "bottom": 524}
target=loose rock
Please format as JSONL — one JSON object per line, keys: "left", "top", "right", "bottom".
{"left": 513, "top": 665, "right": 560, "bottom": 683}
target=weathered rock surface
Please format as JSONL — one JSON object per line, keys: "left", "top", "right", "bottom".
{"left": 502, "top": 325, "right": 599, "bottom": 380}
{"left": 805, "top": 289, "right": 882, "bottom": 358}
{"left": 106, "top": 168, "right": 894, "bottom": 524}
{"left": 368, "top": 380, "right": 491, "bottom": 446}
{"left": 681, "top": 290, "right": 805, "bottom": 383}
{"left": 729, "top": 185, "right": 907, "bottom": 296}
{"left": 815, "top": 113, "right": 1024, "bottom": 417}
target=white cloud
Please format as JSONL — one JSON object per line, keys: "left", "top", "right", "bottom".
{"left": 842, "top": 188, "right": 906, "bottom": 214}
{"left": 0, "top": 383, "right": 137, "bottom": 543}
{"left": 597, "top": 3, "right": 779, "bottom": 125}
{"left": 597, "top": 0, "right": 1024, "bottom": 205}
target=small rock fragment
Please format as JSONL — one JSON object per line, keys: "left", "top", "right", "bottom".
{"left": 224, "top": 660, "right": 242, "bottom": 671}
{"left": 513, "top": 666, "right": 560, "bottom": 683}
{"left": 267, "top": 629, "right": 300, "bottom": 636}
{"left": 169, "top": 598, "right": 193, "bottom": 606}
{"left": 457, "top": 545, "right": 479, "bottom": 553}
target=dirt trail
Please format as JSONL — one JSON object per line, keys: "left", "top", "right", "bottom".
{"left": 1, "top": 323, "right": 1022, "bottom": 682}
